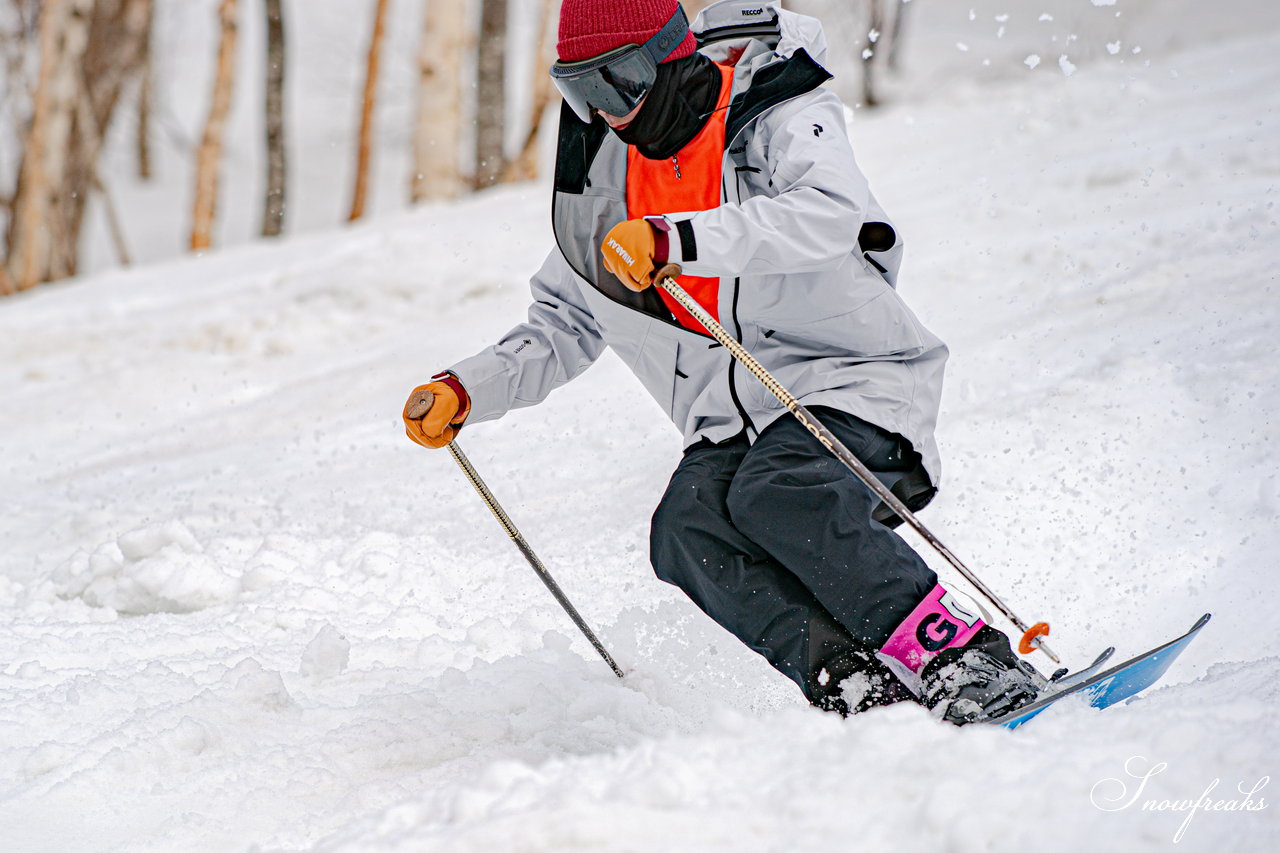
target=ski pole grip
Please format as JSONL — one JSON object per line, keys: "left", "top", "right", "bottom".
{"left": 405, "top": 390, "right": 433, "bottom": 421}
{"left": 653, "top": 263, "right": 682, "bottom": 285}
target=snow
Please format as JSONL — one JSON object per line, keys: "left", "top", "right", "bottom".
{"left": 3, "top": 3, "right": 1279, "bottom": 852}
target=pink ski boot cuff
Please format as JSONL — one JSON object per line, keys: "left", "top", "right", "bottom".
{"left": 879, "top": 584, "right": 986, "bottom": 677}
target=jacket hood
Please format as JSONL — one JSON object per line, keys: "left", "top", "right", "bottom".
{"left": 691, "top": 1, "right": 830, "bottom": 71}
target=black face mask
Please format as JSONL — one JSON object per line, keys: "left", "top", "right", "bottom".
{"left": 611, "top": 53, "right": 723, "bottom": 160}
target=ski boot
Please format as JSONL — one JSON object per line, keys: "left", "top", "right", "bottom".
{"left": 874, "top": 583, "right": 1046, "bottom": 725}
{"left": 919, "top": 626, "right": 1046, "bottom": 724}
{"left": 810, "top": 645, "right": 917, "bottom": 717}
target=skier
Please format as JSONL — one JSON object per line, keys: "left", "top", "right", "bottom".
{"left": 404, "top": 0, "right": 1044, "bottom": 723}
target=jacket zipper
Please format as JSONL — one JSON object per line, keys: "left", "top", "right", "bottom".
{"left": 713, "top": 76, "right": 826, "bottom": 440}
{"left": 726, "top": 274, "right": 755, "bottom": 439}
{"left": 724, "top": 170, "right": 755, "bottom": 439}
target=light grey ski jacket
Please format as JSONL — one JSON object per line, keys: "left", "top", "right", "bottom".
{"left": 447, "top": 1, "right": 949, "bottom": 487}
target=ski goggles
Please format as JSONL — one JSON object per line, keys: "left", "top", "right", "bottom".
{"left": 550, "top": 5, "right": 690, "bottom": 122}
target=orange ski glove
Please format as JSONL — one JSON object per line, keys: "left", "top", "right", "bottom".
{"left": 403, "top": 372, "right": 471, "bottom": 449}
{"left": 601, "top": 218, "right": 659, "bottom": 292}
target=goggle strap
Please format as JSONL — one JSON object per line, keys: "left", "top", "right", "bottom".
{"left": 642, "top": 4, "right": 690, "bottom": 65}
{"left": 552, "top": 5, "right": 689, "bottom": 77}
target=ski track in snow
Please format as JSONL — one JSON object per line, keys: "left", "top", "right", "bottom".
{"left": 3, "top": 8, "right": 1279, "bottom": 853}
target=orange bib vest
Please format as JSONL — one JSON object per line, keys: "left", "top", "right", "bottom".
{"left": 625, "top": 64, "right": 735, "bottom": 333}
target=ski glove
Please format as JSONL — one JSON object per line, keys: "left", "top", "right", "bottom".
{"left": 403, "top": 373, "right": 470, "bottom": 449}
{"left": 601, "top": 218, "right": 660, "bottom": 292}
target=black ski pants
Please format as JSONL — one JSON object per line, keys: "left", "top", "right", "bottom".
{"left": 650, "top": 408, "right": 938, "bottom": 703}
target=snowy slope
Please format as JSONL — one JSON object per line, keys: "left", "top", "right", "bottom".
{"left": 3, "top": 6, "right": 1279, "bottom": 853}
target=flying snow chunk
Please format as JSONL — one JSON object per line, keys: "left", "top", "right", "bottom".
{"left": 957, "top": 42, "right": 970, "bottom": 52}
{"left": 1025, "top": 54, "right": 1041, "bottom": 69}
{"left": 301, "top": 624, "right": 352, "bottom": 680}
{"left": 1107, "top": 41, "right": 1122, "bottom": 55}
{"left": 1092, "top": 0, "right": 1118, "bottom": 6}
{"left": 222, "top": 659, "right": 294, "bottom": 711}
{"left": 1059, "top": 55, "right": 1077, "bottom": 76}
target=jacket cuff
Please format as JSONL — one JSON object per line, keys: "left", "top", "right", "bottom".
{"left": 431, "top": 371, "right": 471, "bottom": 425}
{"left": 648, "top": 215, "right": 697, "bottom": 267}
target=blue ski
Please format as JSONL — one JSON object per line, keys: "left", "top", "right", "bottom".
{"left": 1045, "top": 645, "right": 1116, "bottom": 691}
{"left": 988, "top": 613, "right": 1211, "bottom": 729}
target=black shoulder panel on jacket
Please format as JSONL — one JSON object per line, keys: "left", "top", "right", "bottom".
{"left": 554, "top": 103, "right": 610, "bottom": 194}
{"left": 724, "top": 49, "right": 833, "bottom": 144}
{"left": 550, "top": 103, "right": 676, "bottom": 324}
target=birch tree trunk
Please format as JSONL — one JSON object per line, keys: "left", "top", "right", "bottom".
{"left": 261, "top": 0, "right": 286, "bottom": 237}
{"left": 410, "top": 0, "right": 468, "bottom": 202}
{"left": 503, "top": 0, "right": 555, "bottom": 183}
{"left": 7, "top": 0, "right": 93, "bottom": 290}
{"left": 190, "top": 0, "right": 239, "bottom": 251}
{"left": 473, "top": 0, "right": 507, "bottom": 190}
{"left": 4, "top": 0, "right": 150, "bottom": 289}
{"left": 347, "top": 0, "right": 390, "bottom": 222}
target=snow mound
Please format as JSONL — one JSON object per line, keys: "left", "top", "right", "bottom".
{"left": 52, "top": 520, "right": 243, "bottom": 615}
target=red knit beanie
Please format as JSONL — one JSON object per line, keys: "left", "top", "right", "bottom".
{"left": 557, "top": 0, "right": 697, "bottom": 64}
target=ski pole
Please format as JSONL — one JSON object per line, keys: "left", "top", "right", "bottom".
{"left": 445, "top": 442, "right": 625, "bottom": 677}
{"left": 405, "top": 397, "right": 625, "bottom": 677}
{"left": 652, "top": 264, "right": 1060, "bottom": 664}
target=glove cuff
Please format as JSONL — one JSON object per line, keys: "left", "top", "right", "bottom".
{"left": 431, "top": 371, "right": 471, "bottom": 425}
{"left": 644, "top": 216, "right": 670, "bottom": 265}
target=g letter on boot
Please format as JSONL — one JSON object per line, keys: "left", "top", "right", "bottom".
{"left": 879, "top": 584, "right": 985, "bottom": 675}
